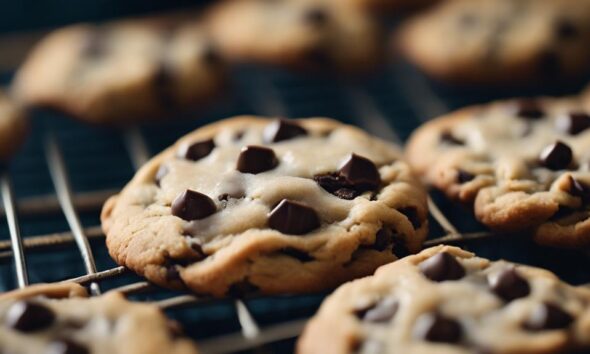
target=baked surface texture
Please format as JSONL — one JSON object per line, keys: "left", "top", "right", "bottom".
{"left": 298, "top": 245, "right": 590, "bottom": 354}
{"left": 101, "top": 116, "right": 428, "bottom": 296}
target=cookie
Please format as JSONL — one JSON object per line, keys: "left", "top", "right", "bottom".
{"left": 397, "top": 0, "right": 590, "bottom": 85}
{"left": 406, "top": 97, "right": 590, "bottom": 248}
{"left": 0, "top": 283, "right": 198, "bottom": 354}
{"left": 0, "top": 90, "right": 28, "bottom": 161}
{"left": 298, "top": 245, "right": 590, "bottom": 354}
{"left": 204, "top": 0, "right": 383, "bottom": 73}
{"left": 101, "top": 116, "right": 428, "bottom": 297}
{"left": 349, "top": 0, "right": 439, "bottom": 13}
{"left": 12, "top": 14, "right": 226, "bottom": 124}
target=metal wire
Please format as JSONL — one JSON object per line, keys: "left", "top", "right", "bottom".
{"left": 0, "top": 173, "right": 28, "bottom": 287}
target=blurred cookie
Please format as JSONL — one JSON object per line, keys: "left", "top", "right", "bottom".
{"left": 397, "top": 0, "right": 590, "bottom": 85}
{"left": 0, "top": 283, "right": 199, "bottom": 354}
{"left": 406, "top": 97, "right": 590, "bottom": 247}
{"left": 205, "top": 0, "right": 383, "bottom": 73}
{"left": 0, "top": 90, "right": 28, "bottom": 161}
{"left": 349, "top": 0, "right": 439, "bottom": 13}
{"left": 12, "top": 14, "right": 227, "bottom": 124}
{"left": 101, "top": 116, "right": 428, "bottom": 296}
{"left": 299, "top": 245, "right": 590, "bottom": 354}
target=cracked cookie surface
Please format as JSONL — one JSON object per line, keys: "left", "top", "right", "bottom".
{"left": 397, "top": 0, "right": 590, "bottom": 85}
{"left": 0, "top": 283, "right": 198, "bottom": 354}
{"left": 12, "top": 13, "right": 226, "bottom": 124}
{"left": 406, "top": 97, "right": 590, "bottom": 247}
{"left": 298, "top": 245, "right": 590, "bottom": 354}
{"left": 101, "top": 116, "right": 428, "bottom": 296}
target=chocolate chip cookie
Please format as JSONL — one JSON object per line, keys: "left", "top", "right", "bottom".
{"left": 0, "top": 90, "right": 28, "bottom": 161}
{"left": 0, "top": 283, "right": 198, "bottom": 354}
{"left": 397, "top": 0, "right": 590, "bottom": 85}
{"left": 204, "top": 0, "right": 383, "bottom": 73}
{"left": 298, "top": 245, "right": 590, "bottom": 354}
{"left": 12, "top": 14, "right": 226, "bottom": 124}
{"left": 349, "top": 0, "right": 439, "bottom": 13}
{"left": 101, "top": 116, "right": 428, "bottom": 297}
{"left": 406, "top": 97, "right": 590, "bottom": 248}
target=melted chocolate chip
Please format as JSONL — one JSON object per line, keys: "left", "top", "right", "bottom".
{"left": 457, "top": 170, "right": 475, "bottom": 183}
{"left": 539, "top": 141, "right": 573, "bottom": 170}
{"left": 361, "top": 298, "right": 399, "bottom": 323}
{"left": 555, "top": 20, "right": 579, "bottom": 39}
{"left": 165, "top": 265, "right": 181, "bottom": 282}
{"left": 303, "top": 7, "right": 329, "bottom": 26}
{"left": 556, "top": 112, "right": 590, "bottom": 135}
{"left": 373, "top": 228, "right": 393, "bottom": 251}
{"left": 314, "top": 173, "right": 360, "bottom": 200}
{"left": 263, "top": 119, "right": 307, "bottom": 143}
{"left": 514, "top": 100, "right": 544, "bottom": 119}
{"left": 440, "top": 131, "right": 464, "bottom": 145}
{"left": 171, "top": 189, "right": 217, "bottom": 221}
{"left": 419, "top": 252, "right": 465, "bottom": 282}
{"left": 46, "top": 339, "right": 89, "bottom": 354}
{"left": 414, "top": 313, "right": 462, "bottom": 343}
{"left": 155, "top": 165, "right": 169, "bottom": 187}
{"left": 525, "top": 302, "right": 573, "bottom": 331}
{"left": 179, "top": 139, "right": 215, "bottom": 161}
{"left": 398, "top": 207, "right": 422, "bottom": 229}
{"left": 268, "top": 199, "right": 320, "bottom": 235}
{"left": 338, "top": 154, "right": 381, "bottom": 192}
{"left": 228, "top": 280, "right": 259, "bottom": 296}
{"left": 550, "top": 205, "right": 576, "bottom": 221}
{"left": 5, "top": 301, "right": 55, "bottom": 332}
{"left": 392, "top": 236, "right": 410, "bottom": 259}
{"left": 279, "top": 247, "right": 314, "bottom": 262}
{"left": 236, "top": 145, "right": 279, "bottom": 174}
{"left": 488, "top": 268, "right": 530, "bottom": 302}
{"left": 569, "top": 176, "right": 590, "bottom": 203}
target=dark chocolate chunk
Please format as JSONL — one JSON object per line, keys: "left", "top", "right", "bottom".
{"left": 46, "top": 339, "right": 89, "bottom": 354}
{"left": 373, "top": 228, "right": 393, "bottom": 251}
{"left": 263, "top": 119, "right": 307, "bottom": 143}
{"left": 155, "top": 165, "right": 169, "bottom": 186}
{"left": 236, "top": 145, "right": 278, "bottom": 174}
{"left": 268, "top": 199, "right": 320, "bottom": 235}
{"left": 524, "top": 302, "right": 573, "bottom": 331}
{"left": 303, "top": 7, "right": 329, "bottom": 26}
{"left": 5, "top": 301, "right": 55, "bottom": 332}
{"left": 392, "top": 236, "right": 410, "bottom": 259}
{"left": 362, "top": 298, "right": 399, "bottom": 323}
{"left": 555, "top": 20, "right": 579, "bottom": 39}
{"left": 338, "top": 154, "right": 381, "bottom": 191}
{"left": 539, "top": 141, "right": 573, "bottom": 170}
{"left": 314, "top": 173, "right": 360, "bottom": 200}
{"left": 556, "top": 112, "right": 590, "bottom": 135}
{"left": 514, "top": 100, "right": 544, "bottom": 119}
{"left": 171, "top": 189, "right": 217, "bottom": 221}
{"left": 414, "top": 313, "right": 462, "bottom": 343}
{"left": 279, "top": 247, "right": 314, "bottom": 262}
{"left": 228, "top": 279, "right": 259, "bottom": 296}
{"left": 397, "top": 206, "right": 422, "bottom": 229}
{"left": 419, "top": 252, "right": 465, "bottom": 282}
{"left": 179, "top": 139, "right": 215, "bottom": 161}
{"left": 440, "top": 131, "right": 464, "bottom": 145}
{"left": 488, "top": 268, "right": 530, "bottom": 302}
{"left": 165, "top": 265, "right": 181, "bottom": 282}
{"left": 457, "top": 170, "right": 475, "bottom": 183}
{"left": 550, "top": 205, "right": 576, "bottom": 221}
{"left": 569, "top": 176, "right": 590, "bottom": 203}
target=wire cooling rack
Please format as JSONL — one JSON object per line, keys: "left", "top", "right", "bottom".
{"left": 2, "top": 39, "right": 590, "bottom": 353}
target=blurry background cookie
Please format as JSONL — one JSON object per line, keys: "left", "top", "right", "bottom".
{"left": 205, "top": 0, "right": 383, "bottom": 73}
{"left": 348, "top": 0, "right": 440, "bottom": 14}
{"left": 396, "top": 0, "right": 590, "bottom": 85}
{"left": 12, "top": 13, "right": 227, "bottom": 125}
{"left": 0, "top": 89, "right": 28, "bottom": 161}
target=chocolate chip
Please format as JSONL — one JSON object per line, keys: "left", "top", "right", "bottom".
{"left": 171, "top": 189, "right": 217, "bottom": 221}
{"left": 373, "top": 228, "right": 393, "bottom": 251}
{"left": 228, "top": 279, "right": 259, "bottom": 296}
{"left": 314, "top": 173, "right": 360, "bottom": 200}
{"left": 488, "top": 268, "right": 530, "bottom": 302}
{"left": 539, "top": 141, "right": 573, "bottom": 170}
{"left": 338, "top": 154, "right": 381, "bottom": 191}
{"left": 414, "top": 313, "right": 462, "bottom": 343}
{"left": 303, "top": 7, "right": 329, "bottom": 26}
{"left": 419, "top": 252, "right": 465, "bottom": 282}
{"left": 178, "top": 139, "right": 215, "bottom": 161}
{"left": 361, "top": 298, "right": 399, "bottom": 323}
{"left": 525, "top": 302, "right": 573, "bottom": 331}
{"left": 514, "top": 100, "right": 544, "bottom": 119}
{"left": 569, "top": 176, "right": 590, "bottom": 203}
{"left": 263, "top": 119, "right": 307, "bottom": 143}
{"left": 440, "top": 131, "right": 464, "bottom": 145}
{"left": 556, "top": 112, "right": 590, "bottom": 135}
{"left": 555, "top": 20, "right": 579, "bottom": 39}
{"left": 45, "top": 339, "right": 89, "bottom": 354}
{"left": 155, "top": 165, "right": 169, "bottom": 186}
{"left": 165, "top": 265, "right": 181, "bottom": 282}
{"left": 236, "top": 145, "right": 278, "bottom": 174}
{"left": 457, "top": 170, "right": 475, "bottom": 183}
{"left": 550, "top": 205, "right": 576, "bottom": 221}
{"left": 5, "top": 301, "right": 55, "bottom": 332}
{"left": 392, "top": 236, "right": 410, "bottom": 259}
{"left": 279, "top": 247, "right": 314, "bottom": 262}
{"left": 190, "top": 243, "right": 207, "bottom": 261}
{"left": 268, "top": 199, "right": 320, "bottom": 235}
{"left": 398, "top": 207, "right": 422, "bottom": 229}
